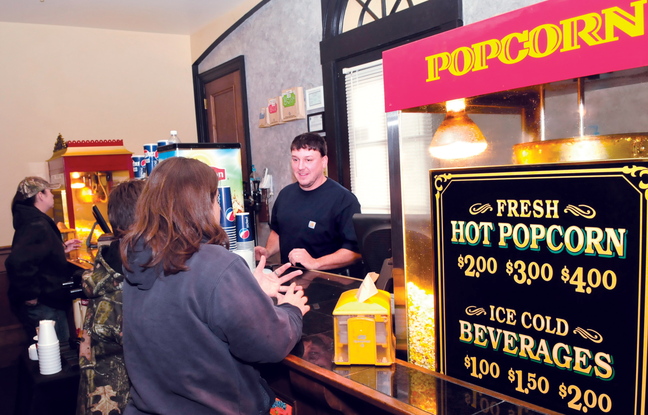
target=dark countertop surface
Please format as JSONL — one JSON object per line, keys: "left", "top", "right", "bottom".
{"left": 284, "top": 268, "right": 556, "bottom": 415}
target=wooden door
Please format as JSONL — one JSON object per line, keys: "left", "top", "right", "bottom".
{"left": 204, "top": 69, "right": 250, "bottom": 182}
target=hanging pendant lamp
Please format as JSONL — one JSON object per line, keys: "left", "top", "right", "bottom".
{"left": 429, "top": 98, "right": 487, "bottom": 160}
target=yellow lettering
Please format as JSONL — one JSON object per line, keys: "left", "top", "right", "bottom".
{"left": 546, "top": 199, "right": 560, "bottom": 218}
{"left": 451, "top": 220, "right": 465, "bottom": 243}
{"left": 573, "top": 347, "right": 595, "bottom": 376}
{"left": 553, "top": 343, "right": 574, "bottom": 370}
{"left": 526, "top": 24, "right": 563, "bottom": 57}
{"left": 471, "top": 38, "right": 502, "bottom": 71}
{"left": 546, "top": 225, "right": 564, "bottom": 253}
{"left": 474, "top": 323, "right": 489, "bottom": 347}
{"left": 459, "top": 320, "right": 473, "bottom": 343}
{"left": 518, "top": 333, "right": 537, "bottom": 360}
{"left": 502, "top": 331, "right": 519, "bottom": 356}
{"left": 594, "top": 353, "right": 615, "bottom": 380}
{"left": 449, "top": 46, "right": 475, "bottom": 76}
{"left": 535, "top": 339, "right": 554, "bottom": 365}
{"left": 422, "top": 0, "right": 647, "bottom": 83}
{"left": 425, "top": 52, "right": 451, "bottom": 82}
{"left": 499, "top": 31, "right": 530, "bottom": 64}
{"left": 602, "top": 0, "right": 647, "bottom": 41}
{"left": 561, "top": 13, "right": 605, "bottom": 51}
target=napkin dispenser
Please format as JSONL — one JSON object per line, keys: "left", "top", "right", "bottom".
{"left": 333, "top": 276, "right": 395, "bottom": 365}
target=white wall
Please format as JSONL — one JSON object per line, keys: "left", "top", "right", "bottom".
{"left": 0, "top": 22, "right": 196, "bottom": 246}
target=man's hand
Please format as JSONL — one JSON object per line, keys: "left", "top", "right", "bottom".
{"left": 254, "top": 245, "right": 268, "bottom": 262}
{"left": 288, "top": 248, "right": 318, "bottom": 269}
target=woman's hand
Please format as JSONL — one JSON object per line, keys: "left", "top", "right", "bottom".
{"left": 253, "top": 257, "right": 302, "bottom": 298}
{"left": 277, "top": 283, "right": 310, "bottom": 316}
{"left": 64, "top": 238, "right": 82, "bottom": 253}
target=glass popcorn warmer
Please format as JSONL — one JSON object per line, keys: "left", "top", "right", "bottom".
{"left": 47, "top": 139, "right": 133, "bottom": 252}
{"left": 382, "top": 0, "right": 648, "bottom": 413}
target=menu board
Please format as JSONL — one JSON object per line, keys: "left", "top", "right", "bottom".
{"left": 431, "top": 160, "right": 648, "bottom": 415}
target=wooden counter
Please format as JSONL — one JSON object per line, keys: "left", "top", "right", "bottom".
{"left": 263, "top": 268, "right": 558, "bottom": 415}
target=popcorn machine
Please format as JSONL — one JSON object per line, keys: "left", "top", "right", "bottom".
{"left": 381, "top": 0, "right": 648, "bottom": 413}
{"left": 47, "top": 138, "right": 133, "bottom": 248}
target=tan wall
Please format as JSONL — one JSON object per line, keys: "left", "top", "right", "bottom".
{"left": 190, "top": 0, "right": 263, "bottom": 63}
{"left": 0, "top": 22, "right": 196, "bottom": 246}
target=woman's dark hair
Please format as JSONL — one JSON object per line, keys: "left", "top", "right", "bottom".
{"left": 290, "top": 132, "right": 327, "bottom": 157}
{"left": 11, "top": 192, "right": 37, "bottom": 211}
{"left": 108, "top": 179, "right": 146, "bottom": 238}
{"left": 120, "top": 157, "right": 228, "bottom": 275}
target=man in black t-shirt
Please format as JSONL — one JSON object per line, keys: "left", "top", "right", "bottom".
{"left": 255, "top": 133, "right": 361, "bottom": 276}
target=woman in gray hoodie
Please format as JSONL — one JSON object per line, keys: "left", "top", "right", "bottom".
{"left": 120, "top": 157, "right": 309, "bottom": 415}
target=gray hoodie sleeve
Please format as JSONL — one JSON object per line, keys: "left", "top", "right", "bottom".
{"left": 207, "top": 255, "right": 303, "bottom": 363}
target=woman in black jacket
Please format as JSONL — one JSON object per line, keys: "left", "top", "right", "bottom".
{"left": 5, "top": 176, "right": 81, "bottom": 343}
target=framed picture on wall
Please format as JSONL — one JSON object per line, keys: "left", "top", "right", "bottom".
{"left": 307, "top": 112, "right": 325, "bottom": 133}
{"left": 305, "top": 86, "right": 324, "bottom": 111}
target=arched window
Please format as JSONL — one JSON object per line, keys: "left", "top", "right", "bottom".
{"left": 319, "top": 0, "right": 462, "bottom": 203}
{"left": 342, "top": 0, "right": 429, "bottom": 32}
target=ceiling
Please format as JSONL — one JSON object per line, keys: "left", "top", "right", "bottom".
{"left": 0, "top": 0, "right": 253, "bottom": 35}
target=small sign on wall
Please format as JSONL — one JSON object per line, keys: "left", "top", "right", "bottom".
{"left": 305, "top": 86, "right": 324, "bottom": 111}
{"left": 267, "top": 97, "right": 284, "bottom": 126}
{"left": 307, "top": 112, "right": 324, "bottom": 133}
{"left": 258, "top": 107, "right": 270, "bottom": 128}
{"left": 280, "top": 87, "right": 306, "bottom": 121}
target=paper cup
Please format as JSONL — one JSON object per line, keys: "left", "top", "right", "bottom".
{"left": 37, "top": 320, "right": 59, "bottom": 346}
{"left": 35, "top": 341, "right": 59, "bottom": 350}
{"left": 28, "top": 344, "right": 38, "bottom": 360}
{"left": 39, "top": 351, "right": 61, "bottom": 375}
{"left": 38, "top": 358, "right": 60, "bottom": 367}
{"left": 36, "top": 343, "right": 59, "bottom": 358}
{"left": 36, "top": 349, "right": 60, "bottom": 359}
{"left": 39, "top": 364, "right": 61, "bottom": 375}
{"left": 233, "top": 249, "right": 256, "bottom": 270}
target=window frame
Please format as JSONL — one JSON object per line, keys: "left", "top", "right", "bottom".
{"left": 319, "top": 0, "right": 463, "bottom": 188}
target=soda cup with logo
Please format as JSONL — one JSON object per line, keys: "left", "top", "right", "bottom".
{"left": 217, "top": 187, "right": 237, "bottom": 250}
{"left": 143, "top": 143, "right": 158, "bottom": 176}
{"left": 235, "top": 212, "right": 254, "bottom": 251}
{"left": 157, "top": 140, "right": 172, "bottom": 149}
{"left": 132, "top": 155, "right": 147, "bottom": 179}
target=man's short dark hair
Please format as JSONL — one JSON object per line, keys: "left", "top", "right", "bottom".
{"left": 291, "top": 132, "right": 327, "bottom": 157}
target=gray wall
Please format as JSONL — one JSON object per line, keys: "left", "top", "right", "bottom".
{"left": 198, "top": 0, "right": 323, "bottom": 244}
{"left": 463, "top": 0, "right": 545, "bottom": 24}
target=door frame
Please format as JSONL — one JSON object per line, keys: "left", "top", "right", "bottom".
{"left": 193, "top": 55, "right": 252, "bottom": 176}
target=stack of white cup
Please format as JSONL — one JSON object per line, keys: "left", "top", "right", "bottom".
{"left": 37, "top": 320, "right": 62, "bottom": 375}
{"left": 233, "top": 248, "right": 256, "bottom": 271}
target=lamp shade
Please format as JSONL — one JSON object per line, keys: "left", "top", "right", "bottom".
{"left": 429, "top": 99, "right": 487, "bottom": 160}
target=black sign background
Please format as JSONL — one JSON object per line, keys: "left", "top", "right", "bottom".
{"left": 431, "top": 161, "right": 648, "bottom": 415}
